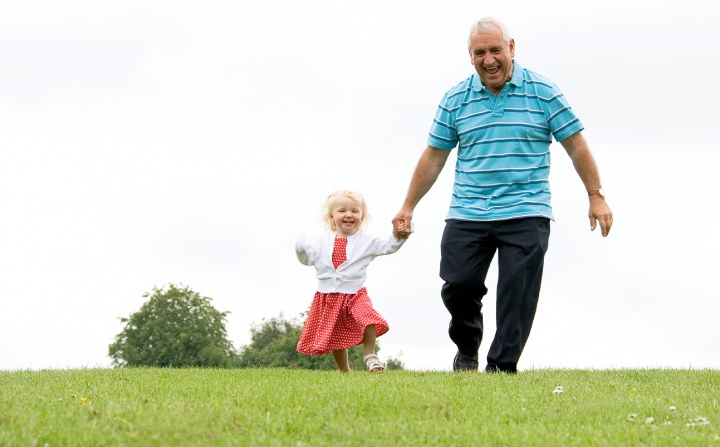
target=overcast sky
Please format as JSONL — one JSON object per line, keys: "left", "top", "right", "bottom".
{"left": 2, "top": 0, "right": 719, "bottom": 372}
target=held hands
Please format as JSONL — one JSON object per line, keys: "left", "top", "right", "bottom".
{"left": 589, "top": 197, "right": 613, "bottom": 237}
{"left": 392, "top": 210, "right": 413, "bottom": 239}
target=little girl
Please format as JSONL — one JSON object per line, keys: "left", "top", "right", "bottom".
{"left": 295, "top": 190, "right": 411, "bottom": 373}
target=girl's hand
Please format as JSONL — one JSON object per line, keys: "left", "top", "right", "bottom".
{"left": 392, "top": 212, "right": 413, "bottom": 239}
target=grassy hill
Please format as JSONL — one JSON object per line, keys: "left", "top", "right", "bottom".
{"left": 1, "top": 368, "right": 718, "bottom": 446}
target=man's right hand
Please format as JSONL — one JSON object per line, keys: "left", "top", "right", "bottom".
{"left": 392, "top": 210, "right": 413, "bottom": 239}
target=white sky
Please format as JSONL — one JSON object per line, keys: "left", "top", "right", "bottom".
{"left": 2, "top": 0, "right": 719, "bottom": 372}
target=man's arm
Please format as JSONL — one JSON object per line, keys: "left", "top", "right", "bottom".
{"left": 560, "top": 131, "right": 613, "bottom": 237}
{"left": 393, "top": 146, "right": 451, "bottom": 238}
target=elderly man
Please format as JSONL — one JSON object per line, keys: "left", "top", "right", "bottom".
{"left": 393, "top": 17, "right": 613, "bottom": 373}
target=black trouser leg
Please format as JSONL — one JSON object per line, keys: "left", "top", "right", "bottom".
{"left": 440, "top": 220, "right": 496, "bottom": 356}
{"left": 487, "top": 218, "right": 550, "bottom": 372}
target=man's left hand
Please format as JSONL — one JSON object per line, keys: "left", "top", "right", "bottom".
{"left": 589, "top": 197, "right": 613, "bottom": 237}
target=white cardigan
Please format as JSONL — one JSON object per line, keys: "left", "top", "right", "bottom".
{"left": 296, "top": 229, "right": 408, "bottom": 294}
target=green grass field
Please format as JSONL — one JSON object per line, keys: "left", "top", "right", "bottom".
{"left": 1, "top": 368, "right": 718, "bottom": 446}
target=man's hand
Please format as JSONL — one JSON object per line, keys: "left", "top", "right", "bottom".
{"left": 589, "top": 197, "right": 613, "bottom": 237}
{"left": 392, "top": 209, "right": 413, "bottom": 239}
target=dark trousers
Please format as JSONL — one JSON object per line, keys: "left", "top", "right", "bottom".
{"left": 440, "top": 217, "right": 550, "bottom": 372}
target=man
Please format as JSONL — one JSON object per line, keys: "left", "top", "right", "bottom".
{"left": 392, "top": 17, "right": 613, "bottom": 373}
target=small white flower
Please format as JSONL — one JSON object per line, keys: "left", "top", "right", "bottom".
{"left": 553, "top": 386, "right": 564, "bottom": 394}
{"left": 686, "top": 417, "right": 710, "bottom": 427}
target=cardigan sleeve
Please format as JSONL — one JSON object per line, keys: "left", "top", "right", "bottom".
{"left": 369, "top": 222, "right": 414, "bottom": 256}
{"left": 295, "top": 232, "right": 317, "bottom": 266}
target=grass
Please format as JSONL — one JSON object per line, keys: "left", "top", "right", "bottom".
{"left": 1, "top": 368, "right": 718, "bottom": 446}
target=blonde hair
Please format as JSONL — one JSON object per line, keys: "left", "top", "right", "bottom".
{"left": 321, "top": 190, "right": 371, "bottom": 232}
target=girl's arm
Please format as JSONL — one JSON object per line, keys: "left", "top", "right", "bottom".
{"left": 295, "top": 233, "right": 317, "bottom": 266}
{"left": 370, "top": 222, "right": 414, "bottom": 256}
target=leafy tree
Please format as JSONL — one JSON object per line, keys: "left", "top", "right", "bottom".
{"left": 385, "top": 355, "right": 405, "bottom": 371}
{"left": 238, "top": 313, "right": 405, "bottom": 371}
{"left": 108, "top": 284, "right": 239, "bottom": 367}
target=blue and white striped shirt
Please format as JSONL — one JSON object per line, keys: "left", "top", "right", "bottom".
{"left": 428, "top": 60, "right": 583, "bottom": 221}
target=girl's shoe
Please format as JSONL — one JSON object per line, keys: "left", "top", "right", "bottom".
{"left": 364, "top": 354, "right": 384, "bottom": 373}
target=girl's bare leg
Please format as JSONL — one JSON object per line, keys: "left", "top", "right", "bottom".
{"left": 362, "top": 324, "right": 377, "bottom": 358}
{"left": 362, "top": 324, "right": 384, "bottom": 372}
{"left": 332, "top": 349, "right": 350, "bottom": 372}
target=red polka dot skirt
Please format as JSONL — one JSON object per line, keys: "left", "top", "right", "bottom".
{"left": 297, "top": 237, "right": 389, "bottom": 356}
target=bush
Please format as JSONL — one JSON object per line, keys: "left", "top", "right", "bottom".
{"left": 238, "top": 313, "right": 404, "bottom": 371}
{"left": 108, "top": 284, "right": 239, "bottom": 367}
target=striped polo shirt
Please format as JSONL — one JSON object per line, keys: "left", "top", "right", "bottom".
{"left": 428, "top": 60, "right": 583, "bottom": 222}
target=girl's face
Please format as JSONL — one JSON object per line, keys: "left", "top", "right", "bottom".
{"left": 331, "top": 196, "right": 363, "bottom": 237}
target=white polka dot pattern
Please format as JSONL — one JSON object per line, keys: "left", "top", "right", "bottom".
{"left": 332, "top": 236, "right": 347, "bottom": 268}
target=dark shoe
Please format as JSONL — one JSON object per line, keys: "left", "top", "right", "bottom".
{"left": 453, "top": 352, "right": 479, "bottom": 371}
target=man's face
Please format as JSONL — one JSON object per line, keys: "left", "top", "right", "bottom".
{"left": 468, "top": 25, "right": 515, "bottom": 95}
